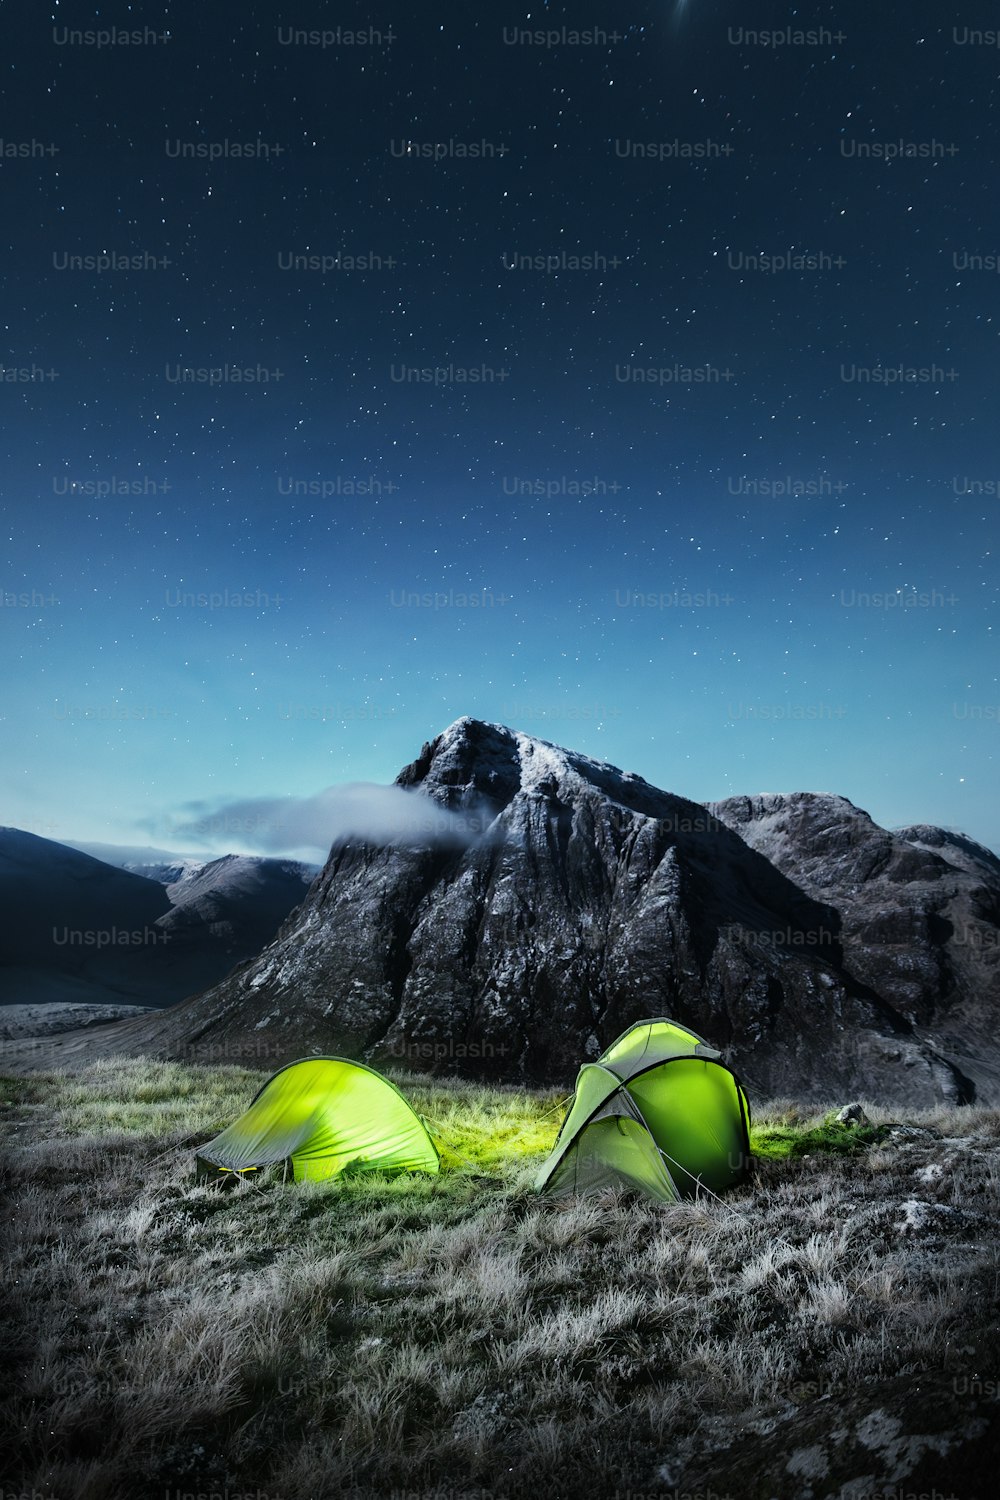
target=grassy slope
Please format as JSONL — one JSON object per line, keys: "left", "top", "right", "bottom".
{"left": 1, "top": 1061, "right": 999, "bottom": 1500}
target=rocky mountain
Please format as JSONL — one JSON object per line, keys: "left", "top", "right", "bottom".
{"left": 74, "top": 718, "right": 1000, "bottom": 1105}
{"left": 705, "top": 797, "right": 1000, "bottom": 1101}
{"left": 0, "top": 829, "right": 317, "bottom": 1009}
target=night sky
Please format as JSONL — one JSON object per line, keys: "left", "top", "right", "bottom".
{"left": 3, "top": 1, "right": 998, "bottom": 858}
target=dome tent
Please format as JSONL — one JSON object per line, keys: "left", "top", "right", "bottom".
{"left": 535, "top": 1018, "right": 751, "bottom": 1203}
{"left": 195, "top": 1056, "right": 440, "bottom": 1183}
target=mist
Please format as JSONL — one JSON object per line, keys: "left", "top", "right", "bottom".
{"left": 161, "top": 782, "right": 494, "bottom": 856}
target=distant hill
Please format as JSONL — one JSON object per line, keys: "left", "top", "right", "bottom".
{"left": 65, "top": 841, "right": 211, "bottom": 886}
{"left": 0, "top": 829, "right": 317, "bottom": 1008}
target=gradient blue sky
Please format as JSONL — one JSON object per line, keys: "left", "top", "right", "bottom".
{"left": 3, "top": 0, "right": 998, "bottom": 855}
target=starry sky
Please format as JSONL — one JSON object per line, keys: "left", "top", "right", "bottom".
{"left": 3, "top": 0, "right": 998, "bottom": 857}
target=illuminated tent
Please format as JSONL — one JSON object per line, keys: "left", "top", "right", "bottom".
{"left": 195, "top": 1056, "right": 440, "bottom": 1183}
{"left": 535, "top": 1018, "right": 751, "bottom": 1203}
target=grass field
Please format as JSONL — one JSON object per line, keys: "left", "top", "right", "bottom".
{"left": 2, "top": 1059, "right": 999, "bottom": 1500}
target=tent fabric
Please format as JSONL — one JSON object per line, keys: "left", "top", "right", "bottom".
{"left": 542, "top": 1112, "right": 681, "bottom": 1203}
{"left": 536, "top": 1018, "right": 751, "bottom": 1202}
{"left": 195, "top": 1056, "right": 440, "bottom": 1182}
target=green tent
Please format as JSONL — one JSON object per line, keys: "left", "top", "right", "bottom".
{"left": 535, "top": 1018, "right": 751, "bottom": 1203}
{"left": 195, "top": 1056, "right": 440, "bottom": 1183}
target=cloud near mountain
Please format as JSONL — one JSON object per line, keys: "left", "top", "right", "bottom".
{"left": 164, "top": 782, "right": 493, "bottom": 855}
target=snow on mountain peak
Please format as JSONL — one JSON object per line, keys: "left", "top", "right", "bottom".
{"left": 435, "top": 716, "right": 652, "bottom": 791}
{"left": 421, "top": 717, "right": 686, "bottom": 824}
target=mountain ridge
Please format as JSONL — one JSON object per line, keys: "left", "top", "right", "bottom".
{"left": 19, "top": 718, "right": 996, "bottom": 1103}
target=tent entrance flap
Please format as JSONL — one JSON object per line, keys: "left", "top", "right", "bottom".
{"left": 544, "top": 1113, "right": 681, "bottom": 1203}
